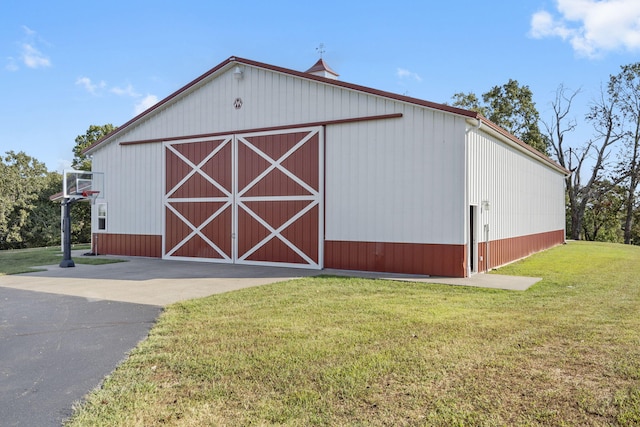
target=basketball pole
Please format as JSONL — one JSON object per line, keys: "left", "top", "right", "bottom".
{"left": 59, "top": 197, "right": 79, "bottom": 268}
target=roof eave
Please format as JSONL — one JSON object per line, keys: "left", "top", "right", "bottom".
{"left": 466, "top": 117, "right": 570, "bottom": 176}
{"left": 83, "top": 56, "right": 240, "bottom": 155}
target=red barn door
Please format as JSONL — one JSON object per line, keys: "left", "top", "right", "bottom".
{"left": 164, "top": 137, "right": 233, "bottom": 261}
{"left": 164, "top": 127, "right": 322, "bottom": 269}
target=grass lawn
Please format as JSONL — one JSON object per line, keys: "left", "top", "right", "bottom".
{"left": 0, "top": 245, "right": 123, "bottom": 275}
{"left": 66, "top": 241, "right": 640, "bottom": 426}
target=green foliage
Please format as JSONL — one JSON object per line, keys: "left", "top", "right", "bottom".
{"left": 23, "top": 172, "right": 63, "bottom": 247}
{"left": 0, "top": 123, "right": 115, "bottom": 250}
{"left": 72, "top": 123, "right": 115, "bottom": 170}
{"left": 581, "top": 180, "right": 625, "bottom": 242}
{"left": 450, "top": 92, "right": 488, "bottom": 116}
{"left": 483, "top": 79, "right": 548, "bottom": 153}
{"left": 451, "top": 79, "right": 549, "bottom": 154}
{"left": 0, "top": 151, "right": 56, "bottom": 249}
{"left": 0, "top": 124, "right": 117, "bottom": 250}
{"left": 71, "top": 202, "right": 92, "bottom": 244}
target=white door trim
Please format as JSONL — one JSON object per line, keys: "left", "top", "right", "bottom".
{"left": 163, "top": 127, "right": 323, "bottom": 269}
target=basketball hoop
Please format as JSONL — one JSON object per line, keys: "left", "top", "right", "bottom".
{"left": 82, "top": 190, "right": 101, "bottom": 204}
{"left": 59, "top": 170, "right": 105, "bottom": 268}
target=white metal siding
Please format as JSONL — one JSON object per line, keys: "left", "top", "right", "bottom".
{"left": 325, "top": 106, "right": 467, "bottom": 245}
{"left": 467, "top": 126, "right": 565, "bottom": 241}
{"left": 91, "top": 141, "right": 163, "bottom": 235}
{"left": 117, "top": 66, "right": 396, "bottom": 142}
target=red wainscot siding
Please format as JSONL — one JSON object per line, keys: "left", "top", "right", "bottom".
{"left": 93, "top": 233, "right": 162, "bottom": 258}
{"left": 324, "top": 241, "right": 467, "bottom": 278}
{"left": 477, "top": 229, "right": 565, "bottom": 272}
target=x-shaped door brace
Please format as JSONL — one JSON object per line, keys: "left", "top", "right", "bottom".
{"left": 164, "top": 128, "right": 322, "bottom": 268}
{"left": 236, "top": 131, "right": 320, "bottom": 265}
{"left": 164, "top": 137, "right": 233, "bottom": 259}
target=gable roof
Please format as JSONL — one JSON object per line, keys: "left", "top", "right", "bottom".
{"left": 83, "top": 55, "right": 569, "bottom": 175}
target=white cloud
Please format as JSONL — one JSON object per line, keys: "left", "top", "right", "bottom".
{"left": 134, "top": 94, "right": 159, "bottom": 115}
{"left": 75, "top": 76, "right": 106, "bottom": 94}
{"left": 111, "top": 84, "right": 140, "bottom": 97}
{"left": 75, "top": 76, "right": 158, "bottom": 116}
{"left": 13, "top": 26, "right": 52, "bottom": 69}
{"left": 20, "top": 42, "right": 51, "bottom": 68}
{"left": 396, "top": 68, "right": 422, "bottom": 82}
{"left": 530, "top": 10, "right": 572, "bottom": 39}
{"left": 530, "top": 0, "right": 640, "bottom": 58}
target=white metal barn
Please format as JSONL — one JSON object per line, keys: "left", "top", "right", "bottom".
{"left": 84, "top": 56, "right": 568, "bottom": 278}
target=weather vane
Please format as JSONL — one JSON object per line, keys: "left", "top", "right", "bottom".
{"left": 316, "top": 43, "right": 325, "bottom": 58}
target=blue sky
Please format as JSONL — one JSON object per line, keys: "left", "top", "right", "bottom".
{"left": 2, "top": 0, "right": 640, "bottom": 172}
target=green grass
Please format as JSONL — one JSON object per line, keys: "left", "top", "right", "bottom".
{"left": 0, "top": 245, "right": 124, "bottom": 275}
{"left": 66, "top": 241, "right": 640, "bottom": 426}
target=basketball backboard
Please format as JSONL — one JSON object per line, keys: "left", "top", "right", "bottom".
{"left": 63, "top": 169, "right": 104, "bottom": 200}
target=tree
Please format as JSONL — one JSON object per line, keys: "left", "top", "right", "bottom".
{"left": 544, "top": 84, "right": 581, "bottom": 239}
{"left": 72, "top": 124, "right": 115, "bottom": 170}
{"left": 608, "top": 63, "right": 640, "bottom": 244}
{"left": 452, "top": 79, "right": 548, "bottom": 153}
{"left": 631, "top": 205, "right": 640, "bottom": 244}
{"left": 545, "top": 85, "right": 624, "bottom": 241}
{"left": 0, "top": 151, "right": 51, "bottom": 249}
{"left": 24, "top": 172, "right": 63, "bottom": 247}
{"left": 70, "top": 124, "right": 115, "bottom": 244}
{"left": 450, "top": 92, "right": 487, "bottom": 117}
{"left": 581, "top": 180, "right": 625, "bottom": 242}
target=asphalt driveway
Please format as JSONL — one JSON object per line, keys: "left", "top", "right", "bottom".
{"left": 0, "top": 287, "right": 161, "bottom": 426}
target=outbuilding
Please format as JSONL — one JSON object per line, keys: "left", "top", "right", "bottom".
{"left": 83, "top": 56, "right": 568, "bottom": 278}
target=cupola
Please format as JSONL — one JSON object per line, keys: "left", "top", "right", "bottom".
{"left": 305, "top": 58, "right": 339, "bottom": 80}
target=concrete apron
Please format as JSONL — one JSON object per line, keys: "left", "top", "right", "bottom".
{"left": 0, "top": 252, "right": 541, "bottom": 306}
